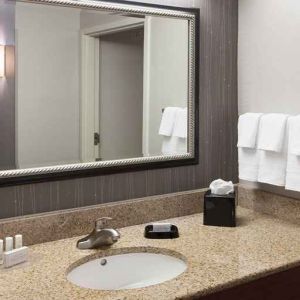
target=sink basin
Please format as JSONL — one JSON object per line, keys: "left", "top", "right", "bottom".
{"left": 67, "top": 252, "right": 187, "bottom": 290}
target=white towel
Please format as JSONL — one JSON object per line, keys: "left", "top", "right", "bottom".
{"left": 173, "top": 108, "right": 188, "bottom": 138}
{"left": 257, "top": 113, "right": 289, "bottom": 152}
{"left": 285, "top": 155, "right": 300, "bottom": 192}
{"left": 237, "top": 113, "right": 263, "bottom": 148}
{"left": 285, "top": 116, "right": 300, "bottom": 192}
{"left": 257, "top": 150, "right": 288, "bottom": 186}
{"left": 257, "top": 119, "right": 289, "bottom": 186}
{"left": 238, "top": 113, "right": 261, "bottom": 181}
{"left": 238, "top": 148, "right": 260, "bottom": 182}
{"left": 158, "top": 107, "right": 179, "bottom": 136}
{"left": 287, "top": 115, "right": 300, "bottom": 155}
{"left": 161, "top": 136, "right": 187, "bottom": 155}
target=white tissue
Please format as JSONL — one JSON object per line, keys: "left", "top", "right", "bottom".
{"left": 209, "top": 179, "right": 234, "bottom": 195}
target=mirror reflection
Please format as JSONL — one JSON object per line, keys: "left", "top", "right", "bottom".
{"left": 0, "top": 1, "right": 190, "bottom": 170}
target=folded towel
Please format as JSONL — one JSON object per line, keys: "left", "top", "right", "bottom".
{"left": 257, "top": 150, "right": 287, "bottom": 186}
{"left": 285, "top": 116, "right": 300, "bottom": 191}
{"left": 257, "top": 120, "right": 288, "bottom": 186}
{"left": 287, "top": 115, "right": 300, "bottom": 156}
{"left": 161, "top": 136, "right": 187, "bottom": 155}
{"left": 257, "top": 113, "right": 289, "bottom": 152}
{"left": 238, "top": 148, "right": 260, "bottom": 182}
{"left": 173, "top": 107, "right": 187, "bottom": 138}
{"left": 238, "top": 113, "right": 262, "bottom": 181}
{"left": 237, "top": 113, "right": 263, "bottom": 148}
{"left": 158, "top": 107, "right": 179, "bottom": 136}
{"left": 285, "top": 154, "right": 300, "bottom": 192}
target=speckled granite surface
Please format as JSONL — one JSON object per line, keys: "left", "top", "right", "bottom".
{"left": 238, "top": 185, "right": 300, "bottom": 225}
{"left": 1, "top": 207, "right": 300, "bottom": 300}
{"left": 0, "top": 189, "right": 205, "bottom": 246}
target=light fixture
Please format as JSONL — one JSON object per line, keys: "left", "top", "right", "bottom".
{"left": 0, "top": 45, "right": 5, "bottom": 78}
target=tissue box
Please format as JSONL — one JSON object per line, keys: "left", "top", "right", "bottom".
{"left": 203, "top": 190, "right": 236, "bottom": 227}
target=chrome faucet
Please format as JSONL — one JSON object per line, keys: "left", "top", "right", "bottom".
{"left": 76, "top": 217, "right": 120, "bottom": 250}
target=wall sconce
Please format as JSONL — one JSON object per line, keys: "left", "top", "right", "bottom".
{"left": 0, "top": 45, "right": 5, "bottom": 78}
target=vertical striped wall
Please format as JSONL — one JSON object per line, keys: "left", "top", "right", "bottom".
{"left": 0, "top": 0, "right": 238, "bottom": 219}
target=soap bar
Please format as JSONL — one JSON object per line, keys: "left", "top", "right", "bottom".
{"left": 14, "top": 234, "right": 23, "bottom": 249}
{"left": 152, "top": 223, "right": 171, "bottom": 232}
{"left": 5, "top": 237, "right": 13, "bottom": 252}
{"left": 0, "top": 239, "right": 3, "bottom": 263}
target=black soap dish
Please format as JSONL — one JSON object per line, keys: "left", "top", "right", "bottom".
{"left": 144, "top": 224, "right": 179, "bottom": 239}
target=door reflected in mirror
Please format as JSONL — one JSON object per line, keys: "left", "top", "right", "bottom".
{"left": 0, "top": 0, "right": 192, "bottom": 171}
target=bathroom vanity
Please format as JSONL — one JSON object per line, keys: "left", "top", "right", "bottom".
{"left": 0, "top": 187, "right": 300, "bottom": 300}
{"left": 0, "top": 0, "right": 300, "bottom": 298}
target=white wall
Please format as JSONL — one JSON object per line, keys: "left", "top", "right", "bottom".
{"left": 0, "top": 0, "right": 15, "bottom": 170}
{"left": 143, "top": 16, "right": 189, "bottom": 156}
{"left": 239, "top": 0, "right": 300, "bottom": 115}
{"left": 0, "top": 0, "right": 14, "bottom": 45}
{"left": 80, "top": 11, "right": 136, "bottom": 30}
{"left": 239, "top": 0, "right": 300, "bottom": 198}
{"left": 14, "top": 4, "right": 190, "bottom": 167}
{"left": 15, "top": 3, "right": 81, "bottom": 168}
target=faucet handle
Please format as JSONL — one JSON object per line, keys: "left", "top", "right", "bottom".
{"left": 95, "top": 217, "right": 112, "bottom": 230}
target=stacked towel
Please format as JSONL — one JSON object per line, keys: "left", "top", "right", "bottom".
{"left": 237, "top": 113, "right": 262, "bottom": 181}
{"left": 161, "top": 136, "right": 187, "bottom": 155}
{"left": 173, "top": 108, "right": 187, "bottom": 138}
{"left": 238, "top": 112, "right": 300, "bottom": 190}
{"left": 287, "top": 115, "right": 300, "bottom": 156}
{"left": 286, "top": 116, "right": 300, "bottom": 192}
{"left": 159, "top": 107, "right": 187, "bottom": 155}
{"left": 238, "top": 148, "right": 261, "bottom": 182}
{"left": 257, "top": 113, "right": 288, "bottom": 152}
{"left": 238, "top": 113, "right": 263, "bottom": 148}
{"left": 257, "top": 114, "right": 289, "bottom": 186}
{"left": 159, "top": 107, "right": 179, "bottom": 136}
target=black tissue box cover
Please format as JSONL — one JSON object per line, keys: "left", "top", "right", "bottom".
{"left": 203, "top": 190, "right": 236, "bottom": 227}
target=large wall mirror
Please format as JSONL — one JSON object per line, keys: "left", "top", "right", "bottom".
{"left": 0, "top": 0, "right": 199, "bottom": 185}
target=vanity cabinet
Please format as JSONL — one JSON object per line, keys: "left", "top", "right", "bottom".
{"left": 198, "top": 265, "right": 300, "bottom": 300}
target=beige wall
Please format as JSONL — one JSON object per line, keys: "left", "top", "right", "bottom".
{"left": 0, "top": 0, "right": 15, "bottom": 170}
{"left": 143, "top": 16, "right": 189, "bottom": 156}
{"left": 239, "top": 0, "right": 300, "bottom": 115}
{"left": 238, "top": 0, "right": 300, "bottom": 198}
{"left": 15, "top": 3, "right": 81, "bottom": 168}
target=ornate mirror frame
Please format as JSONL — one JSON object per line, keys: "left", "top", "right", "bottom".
{"left": 0, "top": 0, "right": 199, "bottom": 186}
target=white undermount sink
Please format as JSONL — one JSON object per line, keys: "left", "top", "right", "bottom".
{"left": 67, "top": 252, "right": 187, "bottom": 290}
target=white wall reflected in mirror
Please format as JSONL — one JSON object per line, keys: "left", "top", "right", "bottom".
{"left": 1, "top": 1, "right": 191, "bottom": 170}
{"left": 0, "top": 45, "right": 4, "bottom": 78}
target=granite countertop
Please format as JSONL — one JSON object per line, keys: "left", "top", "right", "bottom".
{"left": 0, "top": 207, "right": 300, "bottom": 300}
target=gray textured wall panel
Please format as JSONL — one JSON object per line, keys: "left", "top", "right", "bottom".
{"left": 0, "top": 0, "right": 238, "bottom": 219}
